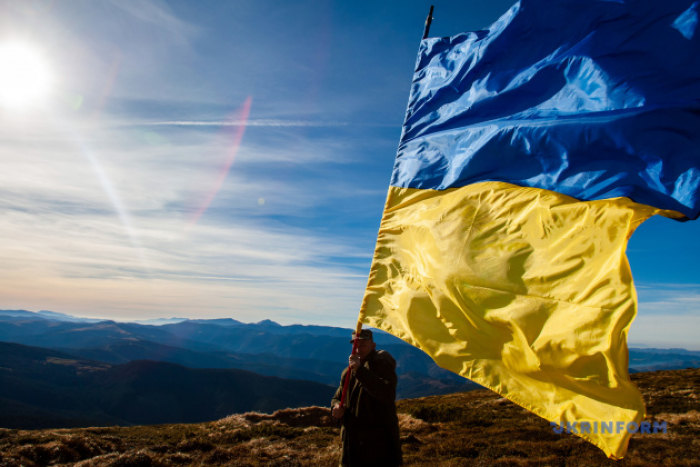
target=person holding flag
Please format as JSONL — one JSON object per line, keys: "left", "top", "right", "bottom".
{"left": 331, "top": 328, "right": 403, "bottom": 467}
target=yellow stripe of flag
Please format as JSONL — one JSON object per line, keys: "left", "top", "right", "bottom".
{"left": 359, "top": 181, "right": 682, "bottom": 458}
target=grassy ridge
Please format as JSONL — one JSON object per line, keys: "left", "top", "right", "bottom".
{"left": 0, "top": 369, "right": 698, "bottom": 466}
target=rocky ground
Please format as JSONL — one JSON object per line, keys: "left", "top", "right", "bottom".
{"left": 1, "top": 368, "right": 698, "bottom": 466}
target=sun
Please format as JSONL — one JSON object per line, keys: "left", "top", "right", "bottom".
{"left": 0, "top": 42, "right": 52, "bottom": 110}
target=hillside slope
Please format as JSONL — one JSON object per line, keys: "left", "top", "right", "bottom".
{"left": 0, "top": 342, "right": 335, "bottom": 429}
{"left": 0, "top": 313, "right": 483, "bottom": 399}
{"left": 2, "top": 311, "right": 697, "bottom": 402}
{"left": 0, "top": 368, "right": 698, "bottom": 466}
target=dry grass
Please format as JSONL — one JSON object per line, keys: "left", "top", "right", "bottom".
{"left": 0, "top": 406, "right": 340, "bottom": 467}
{"left": 0, "top": 369, "right": 698, "bottom": 466}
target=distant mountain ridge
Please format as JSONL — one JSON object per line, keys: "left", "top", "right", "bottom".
{"left": 1, "top": 309, "right": 698, "bottom": 370}
{"left": 60, "top": 338, "right": 343, "bottom": 385}
{"left": 0, "top": 309, "right": 481, "bottom": 399}
{"left": 628, "top": 348, "right": 700, "bottom": 372}
{"left": 1, "top": 308, "right": 698, "bottom": 416}
{"left": 0, "top": 309, "right": 107, "bottom": 323}
{"left": 0, "top": 341, "right": 335, "bottom": 429}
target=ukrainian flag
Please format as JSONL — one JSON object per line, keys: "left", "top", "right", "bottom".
{"left": 360, "top": 0, "right": 700, "bottom": 459}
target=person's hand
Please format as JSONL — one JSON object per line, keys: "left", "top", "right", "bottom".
{"left": 349, "top": 354, "right": 361, "bottom": 370}
{"left": 332, "top": 404, "right": 346, "bottom": 419}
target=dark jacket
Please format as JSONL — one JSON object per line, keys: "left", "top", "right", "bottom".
{"left": 331, "top": 349, "right": 402, "bottom": 467}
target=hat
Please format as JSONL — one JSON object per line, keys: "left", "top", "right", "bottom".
{"left": 350, "top": 329, "right": 373, "bottom": 343}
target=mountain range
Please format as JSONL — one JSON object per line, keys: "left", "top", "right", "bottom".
{"left": 1, "top": 309, "right": 698, "bottom": 430}
{"left": 0, "top": 341, "right": 335, "bottom": 429}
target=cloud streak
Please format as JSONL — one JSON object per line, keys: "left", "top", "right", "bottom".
{"left": 630, "top": 283, "right": 700, "bottom": 350}
{"left": 0, "top": 198, "right": 370, "bottom": 326}
{"left": 636, "top": 283, "right": 700, "bottom": 316}
{"left": 0, "top": 105, "right": 375, "bottom": 327}
{"left": 137, "top": 119, "right": 351, "bottom": 128}
{"left": 104, "top": 0, "right": 200, "bottom": 47}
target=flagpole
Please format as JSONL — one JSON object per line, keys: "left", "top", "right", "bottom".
{"left": 422, "top": 5, "right": 434, "bottom": 40}
{"left": 340, "top": 5, "right": 435, "bottom": 409}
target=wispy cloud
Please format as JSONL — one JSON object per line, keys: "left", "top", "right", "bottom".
{"left": 0, "top": 199, "right": 370, "bottom": 326}
{"left": 137, "top": 119, "right": 351, "bottom": 128}
{"left": 104, "top": 0, "right": 200, "bottom": 46}
{"left": 636, "top": 283, "right": 700, "bottom": 316}
{"left": 630, "top": 282, "right": 700, "bottom": 350}
{"left": 0, "top": 109, "right": 375, "bottom": 326}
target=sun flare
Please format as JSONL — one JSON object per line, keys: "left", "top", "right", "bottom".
{"left": 0, "top": 42, "right": 52, "bottom": 110}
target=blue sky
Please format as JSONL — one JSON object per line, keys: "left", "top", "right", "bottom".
{"left": 0, "top": 0, "right": 698, "bottom": 349}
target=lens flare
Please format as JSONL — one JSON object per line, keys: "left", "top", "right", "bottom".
{"left": 188, "top": 96, "right": 253, "bottom": 228}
